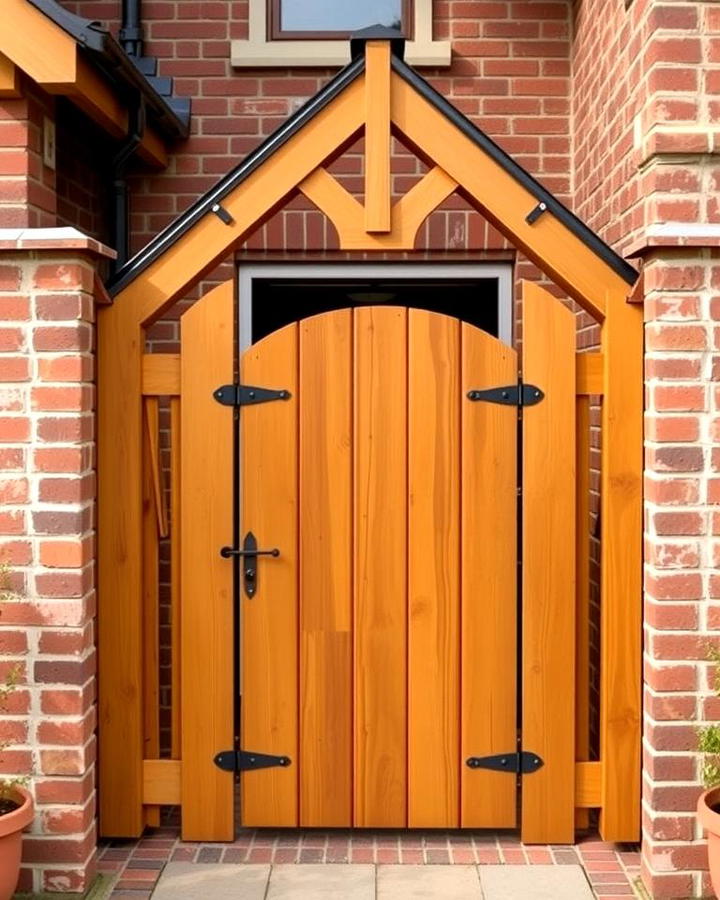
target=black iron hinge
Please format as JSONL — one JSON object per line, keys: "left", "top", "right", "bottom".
{"left": 213, "top": 384, "right": 291, "bottom": 407}
{"left": 466, "top": 751, "right": 543, "bottom": 775}
{"left": 213, "top": 749, "right": 292, "bottom": 772}
{"left": 467, "top": 383, "right": 544, "bottom": 407}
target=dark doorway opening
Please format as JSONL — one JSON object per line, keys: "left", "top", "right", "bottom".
{"left": 251, "top": 278, "right": 500, "bottom": 344}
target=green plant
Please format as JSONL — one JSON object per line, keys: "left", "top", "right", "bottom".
{"left": 699, "top": 646, "right": 720, "bottom": 790}
{"left": 0, "top": 563, "right": 24, "bottom": 807}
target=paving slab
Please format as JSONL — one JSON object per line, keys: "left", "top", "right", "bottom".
{"left": 266, "top": 864, "right": 375, "bottom": 899}
{"left": 479, "top": 864, "right": 594, "bottom": 900}
{"left": 377, "top": 864, "right": 483, "bottom": 899}
{"left": 151, "top": 863, "right": 270, "bottom": 899}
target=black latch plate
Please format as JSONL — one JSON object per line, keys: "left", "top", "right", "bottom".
{"left": 214, "top": 750, "right": 292, "bottom": 772}
{"left": 467, "top": 384, "right": 544, "bottom": 407}
{"left": 466, "top": 751, "right": 543, "bottom": 774}
{"left": 214, "top": 384, "right": 291, "bottom": 407}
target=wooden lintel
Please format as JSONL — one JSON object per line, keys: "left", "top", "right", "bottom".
{"left": 143, "top": 759, "right": 181, "bottom": 806}
{"left": 575, "top": 352, "right": 603, "bottom": 395}
{"left": 575, "top": 760, "right": 601, "bottom": 808}
{"left": 364, "top": 41, "right": 391, "bottom": 234}
{"left": 142, "top": 354, "right": 181, "bottom": 396}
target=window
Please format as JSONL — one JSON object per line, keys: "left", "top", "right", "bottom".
{"left": 231, "top": 0, "right": 450, "bottom": 68}
{"left": 271, "top": 0, "right": 409, "bottom": 40}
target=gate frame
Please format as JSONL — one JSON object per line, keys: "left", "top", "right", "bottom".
{"left": 97, "top": 32, "right": 642, "bottom": 843}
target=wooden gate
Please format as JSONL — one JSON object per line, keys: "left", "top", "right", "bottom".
{"left": 237, "top": 295, "right": 575, "bottom": 834}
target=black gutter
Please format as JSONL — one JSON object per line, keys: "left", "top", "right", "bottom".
{"left": 391, "top": 56, "right": 638, "bottom": 286}
{"left": 27, "top": 0, "right": 189, "bottom": 139}
{"left": 106, "top": 54, "right": 367, "bottom": 295}
{"left": 120, "top": 0, "right": 143, "bottom": 58}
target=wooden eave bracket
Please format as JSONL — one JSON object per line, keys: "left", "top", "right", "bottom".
{"left": 627, "top": 264, "right": 644, "bottom": 304}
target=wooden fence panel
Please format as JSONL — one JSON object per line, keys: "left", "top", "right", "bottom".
{"left": 180, "top": 281, "right": 235, "bottom": 840}
{"left": 521, "top": 281, "right": 576, "bottom": 844}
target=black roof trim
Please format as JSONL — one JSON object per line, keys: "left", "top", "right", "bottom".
{"left": 107, "top": 55, "right": 366, "bottom": 295}
{"left": 350, "top": 25, "right": 406, "bottom": 61}
{"left": 27, "top": 0, "right": 190, "bottom": 139}
{"left": 392, "top": 56, "right": 638, "bottom": 286}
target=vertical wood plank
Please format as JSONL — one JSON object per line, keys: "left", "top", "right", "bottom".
{"left": 353, "top": 306, "right": 407, "bottom": 827}
{"left": 408, "top": 310, "right": 460, "bottom": 828}
{"left": 599, "top": 297, "right": 643, "bottom": 842}
{"left": 299, "top": 310, "right": 353, "bottom": 827}
{"left": 170, "top": 397, "right": 182, "bottom": 761}
{"left": 241, "top": 323, "right": 299, "bottom": 827}
{"left": 521, "top": 281, "right": 576, "bottom": 844}
{"left": 575, "top": 393, "right": 591, "bottom": 828}
{"left": 364, "top": 41, "right": 391, "bottom": 234}
{"left": 180, "top": 281, "right": 235, "bottom": 840}
{"left": 98, "top": 303, "right": 144, "bottom": 837}
{"left": 460, "top": 325, "right": 518, "bottom": 828}
{"left": 142, "top": 398, "right": 161, "bottom": 828}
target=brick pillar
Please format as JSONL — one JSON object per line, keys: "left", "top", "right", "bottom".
{"left": 0, "top": 228, "right": 112, "bottom": 894}
{"left": 642, "top": 246, "right": 720, "bottom": 899}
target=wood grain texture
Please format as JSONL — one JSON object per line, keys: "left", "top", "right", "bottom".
{"left": 241, "top": 322, "right": 299, "bottom": 827}
{"left": 408, "top": 310, "right": 460, "bottom": 828}
{"left": 521, "top": 281, "right": 576, "bottom": 844}
{"left": 180, "top": 281, "right": 234, "bottom": 841}
{"left": 142, "top": 353, "right": 181, "bottom": 396}
{"left": 575, "top": 761, "right": 602, "bottom": 808}
{"left": 364, "top": 41, "right": 391, "bottom": 233}
{"left": 599, "top": 295, "right": 643, "bottom": 842}
{"left": 142, "top": 399, "right": 161, "bottom": 828}
{"left": 353, "top": 306, "right": 407, "bottom": 827}
{"left": 576, "top": 352, "right": 603, "bottom": 396}
{"left": 575, "top": 394, "right": 591, "bottom": 829}
{"left": 170, "top": 397, "right": 182, "bottom": 761}
{"left": 460, "top": 325, "right": 518, "bottom": 828}
{"left": 143, "top": 760, "right": 181, "bottom": 805}
{"left": 299, "top": 310, "right": 353, "bottom": 826}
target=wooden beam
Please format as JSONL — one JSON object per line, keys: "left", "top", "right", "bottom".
{"left": 576, "top": 352, "right": 604, "bottom": 395}
{"left": 599, "top": 294, "right": 643, "bottom": 842}
{"left": 575, "top": 761, "right": 601, "bottom": 808}
{"left": 180, "top": 281, "right": 235, "bottom": 841}
{"left": 142, "top": 353, "right": 181, "bottom": 396}
{"left": 390, "top": 72, "right": 634, "bottom": 320}
{"left": 300, "top": 164, "right": 457, "bottom": 250}
{"left": 364, "top": 41, "right": 391, "bottom": 233}
{"left": 113, "top": 76, "right": 365, "bottom": 325}
{"left": 143, "top": 759, "right": 181, "bottom": 806}
{"left": 575, "top": 393, "right": 591, "bottom": 830}
{"left": 0, "top": 53, "right": 20, "bottom": 98}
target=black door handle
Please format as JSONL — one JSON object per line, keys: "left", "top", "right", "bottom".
{"left": 220, "top": 531, "right": 279, "bottom": 597}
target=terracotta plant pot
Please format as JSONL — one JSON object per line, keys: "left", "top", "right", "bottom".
{"left": 0, "top": 786, "right": 33, "bottom": 900}
{"left": 699, "top": 787, "right": 720, "bottom": 899}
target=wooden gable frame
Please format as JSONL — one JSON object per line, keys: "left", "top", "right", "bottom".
{"left": 99, "top": 34, "right": 643, "bottom": 843}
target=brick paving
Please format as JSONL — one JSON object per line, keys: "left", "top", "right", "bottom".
{"left": 98, "top": 828, "right": 640, "bottom": 899}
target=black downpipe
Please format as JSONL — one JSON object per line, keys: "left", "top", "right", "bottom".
{"left": 111, "top": 96, "right": 145, "bottom": 272}
{"left": 120, "top": 0, "right": 143, "bottom": 57}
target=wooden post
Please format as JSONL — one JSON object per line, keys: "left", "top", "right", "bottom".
{"left": 364, "top": 40, "right": 391, "bottom": 233}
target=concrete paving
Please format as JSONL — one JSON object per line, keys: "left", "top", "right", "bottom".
{"left": 151, "top": 862, "right": 596, "bottom": 899}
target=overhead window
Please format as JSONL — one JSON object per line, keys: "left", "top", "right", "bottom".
{"left": 231, "top": 0, "right": 449, "bottom": 68}
{"left": 271, "top": 0, "right": 408, "bottom": 39}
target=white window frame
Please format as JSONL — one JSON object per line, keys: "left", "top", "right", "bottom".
{"left": 237, "top": 262, "right": 513, "bottom": 351}
{"left": 231, "top": 0, "right": 451, "bottom": 68}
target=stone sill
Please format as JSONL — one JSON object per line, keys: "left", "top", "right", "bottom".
{"left": 625, "top": 224, "right": 720, "bottom": 257}
{"left": 0, "top": 227, "right": 116, "bottom": 259}
{"left": 231, "top": 38, "right": 451, "bottom": 68}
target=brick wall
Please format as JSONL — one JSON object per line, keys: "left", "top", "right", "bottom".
{"left": 0, "top": 234, "right": 110, "bottom": 894}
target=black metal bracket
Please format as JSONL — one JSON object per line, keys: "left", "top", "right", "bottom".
{"left": 222, "top": 531, "right": 279, "bottom": 598}
{"left": 211, "top": 203, "right": 234, "bottom": 225}
{"left": 214, "top": 749, "right": 291, "bottom": 772}
{"left": 467, "top": 383, "right": 544, "bottom": 407}
{"left": 466, "top": 751, "right": 543, "bottom": 774}
{"left": 525, "top": 201, "right": 547, "bottom": 224}
{"left": 214, "top": 384, "right": 291, "bottom": 407}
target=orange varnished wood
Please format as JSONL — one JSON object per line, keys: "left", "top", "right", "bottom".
{"left": 241, "top": 323, "right": 299, "bottom": 827}
{"left": 521, "top": 282, "right": 576, "bottom": 844}
{"left": 180, "top": 281, "right": 234, "bottom": 840}
{"left": 299, "top": 310, "right": 353, "bottom": 826}
{"left": 364, "top": 41, "right": 392, "bottom": 233}
{"left": 408, "top": 310, "right": 460, "bottom": 828}
{"left": 170, "top": 397, "right": 181, "bottom": 761}
{"left": 575, "top": 394, "right": 591, "bottom": 828}
{"left": 460, "top": 325, "right": 518, "bottom": 828}
{"left": 353, "top": 306, "right": 407, "bottom": 827}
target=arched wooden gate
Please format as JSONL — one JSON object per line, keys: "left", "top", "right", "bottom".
{"left": 97, "top": 32, "right": 642, "bottom": 846}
